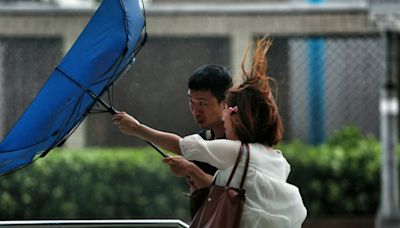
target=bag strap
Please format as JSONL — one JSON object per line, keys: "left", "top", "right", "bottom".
{"left": 239, "top": 144, "right": 250, "bottom": 188}
{"left": 225, "top": 143, "right": 250, "bottom": 188}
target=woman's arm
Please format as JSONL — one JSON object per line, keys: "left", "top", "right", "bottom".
{"left": 180, "top": 135, "right": 241, "bottom": 170}
{"left": 112, "top": 112, "right": 182, "bottom": 154}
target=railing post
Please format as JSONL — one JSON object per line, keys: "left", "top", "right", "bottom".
{"left": 376, "top": 29, "right": 400, "bottom": 228}
{"left": 369, "top": 1, "right": 400, "bottom": 227}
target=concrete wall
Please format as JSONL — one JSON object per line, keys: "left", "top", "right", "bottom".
{"left": 0, "top": 43, "right": 4, "bottom": 139}
{"left": 0, "top": 37, "right": 62, "bottom": 139}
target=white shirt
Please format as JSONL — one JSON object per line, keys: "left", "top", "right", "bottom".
{"left": 180, "top": 134, "right": 307, "bottom": 228}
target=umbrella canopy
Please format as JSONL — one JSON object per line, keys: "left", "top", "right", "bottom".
{"left": 0, "top": 0, "right": 147, "bottom": 175}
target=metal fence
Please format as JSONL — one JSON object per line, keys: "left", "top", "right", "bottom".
{"left": 271, "top": 34, "right": 385, "bottom": 144}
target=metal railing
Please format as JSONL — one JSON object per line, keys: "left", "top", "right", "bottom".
{"left": 0, "top": 219, "right": 189, "bottom": 228}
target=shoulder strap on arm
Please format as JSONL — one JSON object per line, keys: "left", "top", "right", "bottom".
{"left": 239, "top": 144, "right": 250, "bottom": 188}
{"left": 226, "top": 143, "right": 250, "bottom": 187}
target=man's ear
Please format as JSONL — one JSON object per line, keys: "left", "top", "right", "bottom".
{"left": 219, "top": 100, "right": 227, "bottom": 109}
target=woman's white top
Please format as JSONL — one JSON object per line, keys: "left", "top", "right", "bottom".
{"left": 180, "top": 134, "right": 307, "bottom": 228}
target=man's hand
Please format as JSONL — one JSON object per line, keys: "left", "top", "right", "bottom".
{"left": 112, "top": 112, "right": 141, "bottom": 136}
{"left": 163, "top": 156, "right": 194, "bottom": 176}
{"left": 163, "top": 156, "right": 213, "bottom": 190}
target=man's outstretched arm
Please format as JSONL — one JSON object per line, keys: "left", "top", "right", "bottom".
{"left": 112, "top": 112, "right": 182, "bottom": 154}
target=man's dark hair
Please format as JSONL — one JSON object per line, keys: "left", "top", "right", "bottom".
{"left": 188, "top": 64, "right": 232, "bottom": 103}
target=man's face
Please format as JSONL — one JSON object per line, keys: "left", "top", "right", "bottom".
{"left": 188, "top": 89, "right": 225, "bottom": 130}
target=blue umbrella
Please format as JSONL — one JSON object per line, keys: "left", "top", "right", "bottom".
{"left": 0, "top": 0, "right": 153, "bottom": 175}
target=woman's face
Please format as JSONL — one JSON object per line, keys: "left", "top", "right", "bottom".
{"left": 223, "top": 105, "right": 239, "bottom": 140}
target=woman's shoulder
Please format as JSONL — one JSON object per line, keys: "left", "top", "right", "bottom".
{"left": 247, "top": 143, "right": 290, "bottom": 177}
{"left": 249, "top": 143, "right": 283, "bottom": 157}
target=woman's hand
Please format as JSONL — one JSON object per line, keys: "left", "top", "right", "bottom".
{"left": 112, "top": 112, "right": 141, "bottom": 136}
{"left": 163, "top": 156, "right": 213, "bottom": 190}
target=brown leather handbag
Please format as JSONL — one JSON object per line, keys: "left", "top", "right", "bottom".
{"left": 190, "top": 143, "right": 250, "bottom": 228}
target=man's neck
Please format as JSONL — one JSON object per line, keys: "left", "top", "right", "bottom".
{"left": 212, "top": 125, "right": 225, "bottom": 139}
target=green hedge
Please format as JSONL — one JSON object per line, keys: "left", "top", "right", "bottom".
{"left": 0, "top": 127, "right": 388, "bottom": 219}
{"left": 0, "top": 148, "right": 190, "bottom": 220}
{"left": 279, "top": 127, "right": 381, "bottom": 217}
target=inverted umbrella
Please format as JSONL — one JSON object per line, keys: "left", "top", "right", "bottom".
{"left": 0, "top": 0, "right": 164, "bottom": 176}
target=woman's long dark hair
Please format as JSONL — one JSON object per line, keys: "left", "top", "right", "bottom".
{"left": 227, "top": 36, "right": 283, "bottom": 146}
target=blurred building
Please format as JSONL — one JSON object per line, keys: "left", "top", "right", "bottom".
{"left": 0, "top": 0, "right": 386, "bottom": 147}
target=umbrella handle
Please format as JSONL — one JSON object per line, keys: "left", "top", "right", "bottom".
{"left": 110, "top": 107, "right": 169, "bottom": 158}
{"left": 109, "top": 107, "right": 119, "bottom": 115}
{"left": 146, "top": 141, "right": 169, "bottom": 158}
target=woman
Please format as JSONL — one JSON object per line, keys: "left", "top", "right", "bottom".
{"left": 113, "top": 36, "right": 307, "bottom": 227}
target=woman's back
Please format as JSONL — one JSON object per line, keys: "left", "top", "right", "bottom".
{"left": 181, "top": 136, "right": 307, "bottom": 228}
{"left": 215, "top": 143, "right": 307, "bottom": 228}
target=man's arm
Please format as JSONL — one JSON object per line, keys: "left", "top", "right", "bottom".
{"left": 112, "top": 112, "right": 182, "bottom": 154}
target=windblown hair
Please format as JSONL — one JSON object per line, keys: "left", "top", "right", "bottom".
{"left": 227, "top": 36, "right": 283, "bottom": 146}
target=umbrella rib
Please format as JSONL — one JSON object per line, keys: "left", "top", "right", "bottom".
{"left": 55, "top": 67, "right": 115, "bottom": 113}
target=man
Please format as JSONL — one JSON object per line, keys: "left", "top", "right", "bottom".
{"left": 183, "top": 64, "right": 232, "bottom": 217}
{"left": 113, "top": 64, "right": 232, "bottom": 218}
